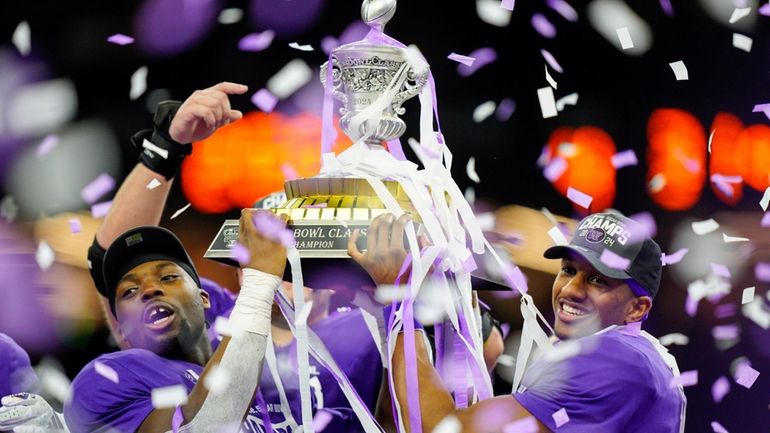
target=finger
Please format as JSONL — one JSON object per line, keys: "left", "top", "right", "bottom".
{"left": 347, "top": 229, "right": 365, "bottom": 263}
{"left": 227, "top": 109, "right": 243, "bottom": 123}
{"left": 194, "top": 93, "right": 226, "bottom": 126}
{"left": 375, "top": 214, "right": 394, "bottom": 250}
{"left": 390, "top": 214, "right": 411, "bottom": 249}
{"left": 212, "top": 81, "right": 249, "bottom": 95}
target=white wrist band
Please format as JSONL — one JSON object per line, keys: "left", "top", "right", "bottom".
{"left": 229, "top": 268, "right": 280, "bottom": 335}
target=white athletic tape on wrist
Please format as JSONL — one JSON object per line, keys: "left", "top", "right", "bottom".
{"left": 229, "top": 268, "right": 280, "bottom": 335}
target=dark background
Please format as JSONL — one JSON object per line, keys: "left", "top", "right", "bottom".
{"left": 2, "top": 0, "right": 770, "bottom": 431}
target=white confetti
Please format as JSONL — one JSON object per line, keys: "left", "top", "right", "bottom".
{"left": 288, "top": 42, "right": 314, "bottom": 51}
{"left": 659, "top": 333, "right": 689, "bottom": 346}
{"left": 544, "top": 65, "right": 558, "bottom": 89}
{"left": 742, "top": 287, "right": 755, "bottom": 305}
{"left": 405, "top": 45, "right": 429, "bottom": 76}
{"left": 555, "top": 93, "right": 579, "bottom": 111}
{"left": 547, "top": 226, "right": 569, "bottom": 246}
{"left": 648, "top": 173, "right": 666, "bottom": 193}
{"left": 760, "top": 186, "right": 770, "bottom": 211}
{"left": 567, "top": 187, "right": 593, "bottom": 209}
{"left": 708, "top": 129, "right": 716, "bottom": 153}
{"left": 213, "top": 316, "right": 244, "bottom": 338}
{"left": 669, "top": 60, "right": 688, "bottom": 81}
{"left": 146, "top": 178, "right": 162, "bottom": 190}
{"left": 375, "top": 285, "right": 408, "bottom": 303}
{"left": 203, "top": 363, "right": 231, "bottom": 394}
{"left": 0, "top": 195, "right": 18, "bottom": 223}
{"left": 728, "top": 7, "right": 752, "bottom": 24}
{"left": 466, "top": 157, "right": 481, "bottom": 183}
{"left": 218, "top": 7, "right": 244, "bottom": 24}
{"left": 732, "top": 33, "right": 753, "bottom": 52}
{"left": 170, "top": 203, "right": 192, "bottom": 220}
{"left": 743, "top": 297, "right": 770, "bottom": 329}
{"left": 692, "top": 218, "right": 720, "bottom": 235}
{"left": 94, "top": 361, "right": 120, "bottom": 384}
{"left": 722, "top": 233, "right": 749, "bottom": 243}
{"left": 616, "top": 27, "right": 634, "bottom": 49}
{"left": 12, "top": 21, "right": 31, "bottom": 56}
{"left": 472, "top": 100, "right": 496, "bottom": 123}
{"left": 151, "top": 384, "right": 188, "bottom": 409}
{"left": 432, "top": 415, "right": 461, "bottom": 433}
{"left": 476, "top": 0, "right": 512, "bottom": 27}
{"left": 130, "top": 66, "right": 148, "bottom": 100}
{"left": 35, "top": 241, "right": 55, "bottom": 271}
{"left": 537, "top": 86, "right": 558, "bottom": 118}
{"left": 267, "top": 59, "right": 313, "bottom": 99}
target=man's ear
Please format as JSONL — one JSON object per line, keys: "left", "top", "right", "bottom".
{"left": 627, "top": 296, "right": 652, "bottom": 323}
{"left": 200, "top": 288, "right": 211, "bottom": 309}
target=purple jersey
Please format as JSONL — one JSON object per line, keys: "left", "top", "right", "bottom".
{"left": 64, "top": 286, "right": 382, "bottom": 433}
{"left": 514, "top": 327, "right": 685, "bottom": 433}
{"left": 0, "top": 333, "right": 40, "bottom": 398}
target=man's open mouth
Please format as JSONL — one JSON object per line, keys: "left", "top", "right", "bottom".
{"left": 143, "top": 303, "right": 176, "bottom": 330}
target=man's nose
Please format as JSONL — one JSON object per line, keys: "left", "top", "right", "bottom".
{"left": 140, "top": 282, "right": 164, "bottom": 301}
{"left": 559, "top": 274, "right": 587, "bottom": 300}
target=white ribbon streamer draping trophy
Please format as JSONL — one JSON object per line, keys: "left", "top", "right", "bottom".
{"left": 204, "top": 1, "right": 555, "bottom": 432}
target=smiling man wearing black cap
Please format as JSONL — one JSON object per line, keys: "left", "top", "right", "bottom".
{"left": 351, "top": 211, "right": 687, "bottom": 433}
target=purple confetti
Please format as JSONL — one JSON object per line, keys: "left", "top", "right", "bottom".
{"left": 94, "top": 361, "right": 120, "bottom": 383}
{"left": 551, "top": 408, "right": 569, "bottom": 428}
{"left": 281, "top": 163, "right": 299, "bottom": 181}
{"left": 761, "top": 3, "right": 770, "bottom": 16}
{"left": 252, "top": 212, "right": 294, "bottom": 247}
{"left": 501, "top": 0, "right": 515, "bottom": 11}
{"left": 68, "top": 218, "right": 81, "bottom": 234}
{"left": 532, "top": 13, "right": 557, "bottom": 39}
{"left": 714, "top": 303, "right": 737, "bottom": 319}
{"left": 761, "top": 212, "right": 770, "bottom": 228}
{"left": 662, "top": 248, "right": 689, "bottom": 266}
{"left": 36, "top": 134, "right": 59, "bottom": 158}
{"left": 547, "top": 0, "right": 578, "bottom": 22}
{"left": 81, "top": 173, "right": 116, "bottom": 205}
{"left": 500, "top": 323, "right": 511, "bottom": 338}
{"left": 320, "top": 36, "right": 337, "bottom": 55}
{"left": 304, "top": 202, "right": 328, "bottom": 209}
{"left": 670, "top": 370, "right": 698, "bottom": 388}
{"left": 753, "top": 103, "right": 770, "bottom": 121}
{"left": 91, "top": 200, "right": 113, "bottom": 218}
{"left": 712, "top": 324, "right": 739, "bottom": 341}
{"left": 755, "top": 262, "right": 770, "bottom": 282}
{"left": 685, "top": 293, "right": 698, "bottom": 317}
{"left": 172, "top": 406, "right": 184, "bottom": 433}
{"left": 711, "top": 376, "right": 730, "bottom": 403}
{"left": 457, "top": 47, "right": 497, "bottom": 77}
{"left": 735, "top": 363, "right": 760, "bottom": 388}
{"left": 495, "top": 98, "right": 516, "bottom": 121}
{"left": 448, "top": 52, "right": 475, "bottom": 66}
{"left": 543, "top": 157, "right": 567, "bottom": 182}
{"left": 659, "top": 0, "right": 675, "bottom": 17}
{"left": 611, "top": 149, "right": 638, "bottom": 169}
{"left": 711, "top": 263, "right": 731, "bottom": 279}
{"left": 600, "top": 248, "right": 630, "bottom": 270}
{"left": 710, "top": 421, "right": 729, "bottom": 433}
{"left": 107, "top": 33, "right": 135, "bottom": 45}
{"left": 629, "top": 211, "right": 657, "bottom": 237}
{"left": 231, "top": 242, "right": 250, "bottom": 265}
{"left": 312, "top": 409, "right": 333, "bottom": 432}
{"left": 251, "top": 88, "right": 278, "bottom": 112}
{"left": 238, "top": 30, "right": 275, "bottom": 52}
{"left": 503, "top": 416, "right": 538, "bottom": 433}
{"left": 501, "top": 262, "right": 528, "bottom": 295}
{"left": 567, "top": 187, "right": 592, "bottom": 209}
{"left": 540, "top": 49, "right": 563, "bottom": 73}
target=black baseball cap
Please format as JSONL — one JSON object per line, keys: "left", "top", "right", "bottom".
{"left": 543, "top": 212, "right": 662, "bottom": 298}
{"left": 103, "top": 226, "right": 201, "bottom": 316}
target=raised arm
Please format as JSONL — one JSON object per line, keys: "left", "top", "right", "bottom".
{"left": 95, "top": 81, "right": 248, "bottom": 248}
{"left": 138, "top": 209, "right": 288, "bottom": 433}
{"left": 349, "top": 214, "right": 550, "bottom": 433}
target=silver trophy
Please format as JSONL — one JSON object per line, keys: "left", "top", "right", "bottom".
{"left": 206, "top": 0, "right": 429, "bottom": 266}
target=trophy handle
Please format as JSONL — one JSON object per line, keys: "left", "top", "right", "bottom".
{"left": 320, "top": 56, "right": 348, "bottom": 110}
{"left": 391, "top": 64, "right": 429, "bottom": 115}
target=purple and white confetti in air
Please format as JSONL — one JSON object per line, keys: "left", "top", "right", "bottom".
{"left": 457, "top": 48, "right": 497, "bottom": 77}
